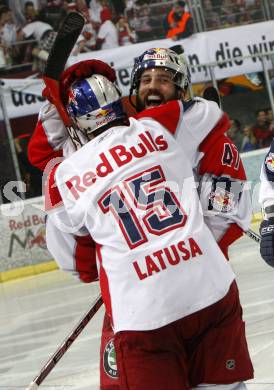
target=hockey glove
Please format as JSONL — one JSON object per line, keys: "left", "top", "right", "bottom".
{"left": 259, "top": 218, "right": 274, "bottom": 267}
{"left": 60, "top": 59, "right": 116, "bottom": 104}
{"left": 42, "top": 59, "right": 116, "bottom": 104}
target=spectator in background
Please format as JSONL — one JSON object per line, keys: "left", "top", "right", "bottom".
{"left": 165, "top": 1, "right": 193, "bottom": 41}
{"left": 38, "top": 0, "right": 67, "bottom": 31}
{"left": 14, "top": 134, "right": 42, "bottom": 198}
{"left": 88, "top": 0, "right": 103, "bottom": 26}
{"left": 265, "top": 107, "right": 274, "bottom": 131}
{"left": 21, "top": 2, "right": 39, "bottom": 62}
{"left": 24, "top": 1, "right": 38, "bottom": 23}
{"left": 17, "top": 17, "right": 56, "bottom": 70}
{"left": 116, "top": 14, "right": 136, "bottom": 46}
{"left": 8, "top": 0, "right": 26, "bottom": 28}
{"left": 0, "top": 6, "right": 19, "bottom": 65}
{"left": 202, "top": 0, "right": 220, "bottom": 29}
{"left": 112, "top": 0, "right": 125, "bottom": 15}
{"left": 240, "top": 124, "right": 258, "bottom": 153}
{"left": 129, "top": 5, "right": 152, "bottom": 42}
{"left": 80, "top": 20, "right": 97, "bottom": 51}
{"left": 96, "top": 7, "right": 118, "bottom": 50}
{"left": 252, "top": 108, "right": 274, "bottom": 148}
{"left": 226, "top": 118, "right": 243, "bottom": 151}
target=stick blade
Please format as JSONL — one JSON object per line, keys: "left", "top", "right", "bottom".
{"left": 44, "top": 12, "right": 85, "bottom": 80}
{"left": 25, "top": 381, "right": 39, "bottom": 390}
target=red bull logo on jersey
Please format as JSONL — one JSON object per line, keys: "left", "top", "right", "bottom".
{"left": 65, "top": 130, "right": 168, "bottom": 200}
{"left": 209, "top": 187, "right": 235, "bottom": 212}
{"left": 266, "top": 153, "right": 274, "bottom": 172}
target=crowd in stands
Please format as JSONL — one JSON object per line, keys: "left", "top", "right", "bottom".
{"left": 0, "top": 0, "right": 270, "bottom": 69}
{"left": 202, "top": 0, "right": 265, "bottom": 30}
{"left": 0, "top": 0, "right": 139, "bottom": 69}
{"left": 227, "top": 108, "right": 274, "bottom": 153}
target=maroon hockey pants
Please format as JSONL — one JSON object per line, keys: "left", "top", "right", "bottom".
{"left": 112, "top": 281, "right": 253, "bottom": 390}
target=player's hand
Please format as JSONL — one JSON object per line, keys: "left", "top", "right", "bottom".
{"left": 259, "top": 218, "right": 274, "bottom": 267}
{"left": 60, "top": 59, "right": 116, "bottom": 103}
{"left": 42, "top": 60, "right": 116, "bottom": 104}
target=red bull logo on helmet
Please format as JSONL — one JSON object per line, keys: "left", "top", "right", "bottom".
{"left": 145, "top": 48, "right": 168, "bottom": 61}
{"left": 94, "top": 108, "right": 112, "bottom": 119}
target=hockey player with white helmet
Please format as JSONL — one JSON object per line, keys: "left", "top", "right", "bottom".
{"left": 40, "top": 56, "right": 253, "bottom": 390}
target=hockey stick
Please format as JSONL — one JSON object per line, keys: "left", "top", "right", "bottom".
{"left": 25, "top": 294, "right": 103, "bottom": 390}
{"left": 246, "top": 228, "right": 261, "bottom": 243}
{"left": 43, "top": 12, "right": 85, "bottom": 151}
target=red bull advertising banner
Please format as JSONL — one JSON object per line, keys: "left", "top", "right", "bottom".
{"left": 0, "top": 196, "right": 52, "bottom": 276}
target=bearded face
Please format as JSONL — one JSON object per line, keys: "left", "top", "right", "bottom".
{"left": 136, "top": 68, "right": 182, "bottom": 112}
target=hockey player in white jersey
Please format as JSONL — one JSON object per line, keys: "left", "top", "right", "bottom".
{"left": 44, "top": 65, "right": 253, "bottom": 389}
{"left": 29, "top": 51, "right": 252, "bottom": 390}
{"left": 259, "top": 139, "right": 274, "bottom": 267}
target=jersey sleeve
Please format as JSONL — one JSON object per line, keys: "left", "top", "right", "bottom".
{"left": 28, "top": 102, "right": 87, "bottom": 171}
{"left": 28, "top": 102, "right": 66, "bottom": 171}
{"left": 197, "top": 134, "right": 252, "bottom": 257}
{"left": 45, "top": 162, "right": 98, "bottom": 283}
{"left": 46, "top": 217, "right": 98, "bottom": 283}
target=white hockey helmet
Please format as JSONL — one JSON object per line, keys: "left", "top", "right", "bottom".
{"left": 130, "top": 47, "right": 191, "bottom": 97}
{"left": 66, "top": 74, "right": 126, "bottom": 137}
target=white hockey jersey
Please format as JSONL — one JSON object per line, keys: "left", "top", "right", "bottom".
{"left": 46, "top": 100, "right": 235, "bottom": 333}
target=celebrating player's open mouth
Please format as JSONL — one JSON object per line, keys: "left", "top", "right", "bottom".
{"left": 144, "top": 91, "right": 165, "bottom": 108}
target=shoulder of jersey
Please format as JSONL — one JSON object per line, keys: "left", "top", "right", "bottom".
{"left": 135, "top": 100, "right": 182, "bottom": 135}
{"left": 198, "top": 134, "right": 246, "bottom": 180}
{"left": 136, "top": 97, "right": 221, "bottom": 130}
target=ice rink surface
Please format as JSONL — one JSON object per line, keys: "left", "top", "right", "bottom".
{"left": 1, "top": 229, "right": 274, "bottom": 390}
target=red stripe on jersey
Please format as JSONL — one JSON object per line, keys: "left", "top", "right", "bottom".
{"left": 218, "top": 223, "right": 244, "bottom": 260}
{"left": 135, "top": 100, "right": 180, "bottom": 135}
{"left": 96, "top": 244, "right": 113, "bottom": 324}
{"left": 45, "top": 164, "right": 63, "bottom": 210}
{"left": 198, "top": 114, "right": 246, "bottom": 180}
{"left": 74, "top": 234, "right": 98, "bottom": 283}
{"left": 199, "top": 113, "right": 231, "bottom": 153}
{"left": 28, "top": 119, "right": 63, "bottom": 172}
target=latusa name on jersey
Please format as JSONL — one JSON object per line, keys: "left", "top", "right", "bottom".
{"left": 133, "top": 237, "right": 203, "bottom": 281}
